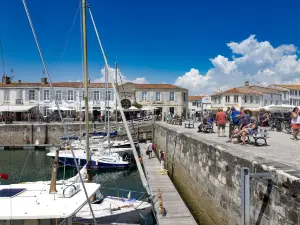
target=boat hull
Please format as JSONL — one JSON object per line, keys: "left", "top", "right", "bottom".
{"left": 58, "top": 157, "right": 129, "bottom": 169}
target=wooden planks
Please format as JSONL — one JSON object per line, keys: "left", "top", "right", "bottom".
{"left": 140, "top": 143, "right": 197, "bottom": 225}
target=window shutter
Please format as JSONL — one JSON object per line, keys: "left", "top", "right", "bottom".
{"left": 161, "top": 92, "right": 164, "bottom": 102}
{"left": 147, "top": 92, "right": 150, "bottom": 101}
{"left": 25, "top": 90, "right": 29, "bottom": 101}
{"left": 40, "top": 90, "right": 44, "bottom": 101}
{"left": 34, "top": 90, "right": 38, "bottom": 101}
{"left": 111, "top": 90, "right": 114, "bottom": 101}
{"left": 88, "top": 91, "right": 93, "bottom": 101}
{"left": 151, "top": 92, "right": 154, "bottom": 101}
{"left": 49, "top": 90, "right": 53, "bottom": 102}
{"left": 166, "top": 92, "right": 170, "bottom": 102}
{"left": 74, "top": 91, "right": 77, "bottom": 101}
{"left": 139, "top": 92, "right": 142, "bottom": 101}
{"left": 174, "top": 92, "right": 178, "bottom": 102}
{"left": 62, "top": 90, "right": 67, "bottom": 101}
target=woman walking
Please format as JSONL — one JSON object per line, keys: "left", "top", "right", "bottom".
{"left": 291, "top": 107, "right": 300, "bottom": 140}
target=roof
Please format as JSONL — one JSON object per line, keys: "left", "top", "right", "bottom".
{"left": 0, "top": 183, "right": 100, "bottom": 219}
{"left": 0, "top": 82, "right": 112, "bottom": 88}
{"left": 188, "top": 96, "right": 204, "bottom": 101}
{"left": 277, "top": 84, "right": 300, "bottom": 90}
{"left": 246, "top": 85, "right": 281, "bottom": 94}
{"left": 135, "top": 83, "right": 187, "bottom": 90}
{"left": 211, "top": 87, "right": 263, "bottom": 96}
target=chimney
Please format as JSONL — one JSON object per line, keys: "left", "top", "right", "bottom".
{"left": 244, "top": 80, "right": 249, "bottom": 87}
{"left": 18, "top": 80, "right": 22, "bottom": 84}
{"left": 5, "top": 76, "right": 11, "bottom": 84}
{"left": 41, "top": 77, "right": 48, "bottom": 85}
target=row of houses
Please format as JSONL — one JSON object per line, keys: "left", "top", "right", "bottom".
{"left": 0, "top": 76, "right": 188, "bottom": 120}
{"left": 188, "top": 81, "right": 300, "bottom": 112}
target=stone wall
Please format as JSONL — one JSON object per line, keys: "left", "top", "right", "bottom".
{"left": 0, "top": 123, "right": 153, "bottom": 145}
{"left": 153, "top": 123, "right": 300, "bottom": 225}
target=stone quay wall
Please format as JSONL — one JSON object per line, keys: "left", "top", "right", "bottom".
{"left": 0, "top": 123, "right": 153, "bottom": 145}
{"left": 153, "top": 123, "right": 300, "bottom": 225}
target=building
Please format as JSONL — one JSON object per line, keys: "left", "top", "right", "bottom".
{"left": 0, "top": 76, "right": 188, "bottom": 121}
{"left": 210, "top": 81, "right": 282, "bottom": 110}
{"left": 188, "top": 96, "right": 211, "bottom": 112}
{"left": 118, "top": 82, "right": 189, "bottom": 119}
{"left": 271, "top": 85, "right": 300, "bottom": 106}
{"left": 0, "top": 76, "right": 116, "bottom": 120}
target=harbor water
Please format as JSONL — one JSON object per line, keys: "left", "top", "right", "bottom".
{"left": 0, "top": 149, "right": 154, "bottom": 225}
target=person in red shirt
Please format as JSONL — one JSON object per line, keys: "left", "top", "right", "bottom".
{"left": 216, "top": 108, "right": 227, "bottom": 137}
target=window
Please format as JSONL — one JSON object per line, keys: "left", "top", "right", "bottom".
{"left": 225, "top": 96, "right": 230, "bottom": 102}
{"left": 44, "top": 107, "right": 50, "bottom": 116}
{"left": 67, "top": 90, "right": 74, "bottom": 101}
{"left": 264, "top": 100, "right": 268, "bottom": 106}
{"left": 44, "top": 90, "right": 50, "bottom": 101}
{"left": 94, "top": 91, "right": 100, "bottom": 101}
{"left": 250, "top": 96, "right": 253, "bottom": 103}
{"left": 169, "top": 92, "right": 175, "bottom": 101}
{"left": 4, "top": 90, "right": 9, "bottom": 101}
{"left": 270, "top": 101, "right": 273, "bottom": 105}
{"left": 290, "top": 99, "right": 293, "bottom": 105}
{"left": 218, "top": 96, "right": 221, "bottom": 104}
{"left": 156, "top": 92, "right": 161, "bottom": 101}
{"left": 29, "top": 90, "right": 35, "bottom": 101}
{"left": 234, "top": 95, "right": 238, "bottom": 103}
{"left": 183, "top": 92, "right": 187, "bottom": 102}
{"left": 275, "top": 101, "right": 278, "bottom": 105}
{"left": 107, "top": 91, "right": 112, "bottom": 101}
{"left": 56, "top": 90, "right": 62, "bottom": 100}
{"left": 270, "top": 94, "right": 273, "bottom": 99}
{"left": 295, "top": 91, "right": 298, "bottom": 96}
{"left": 244, "top": 95, "right": 247, "bottom": 103}
{"left": 214, "top": 97, "right": 217, "bottom": 104}
{"left": 192, "top": 102, "right": 197, "bottom": 106}
{"left": 142, "top": 92, "right": 147, "bottom": 101}
{"left": 256, "top": 96, "right": 259, "bottom": 104}
{"left": 283, "top": 92, "right": 286, "bottom": 100}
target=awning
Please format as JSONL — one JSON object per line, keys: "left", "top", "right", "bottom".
{"left": 0, "top": 105, "right": 37, "bottom": 112}
{"left": 48, "top": 106, "right": 73, "bottom": 111}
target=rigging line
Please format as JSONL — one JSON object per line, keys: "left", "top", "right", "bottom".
{"left": 59, "top": 0, "right": 81, "bottom": 64}
{"left": 18, "top": 149, "right": 32, "bottom": 183}
{"left": 0, "top": 37, "right": 5, "bottom": 74}
{"left": 87, "top": 2, "right": 150, "bottom": 195}
{"left": 21, "top": 2, "right": 98, "bottom": 224}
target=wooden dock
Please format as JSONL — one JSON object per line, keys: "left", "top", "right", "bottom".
{"left": 0, "top": 144, "right": 60, "bottom": 150}
{"left": 140, "top": 143, "right": 197, "bottom": 225}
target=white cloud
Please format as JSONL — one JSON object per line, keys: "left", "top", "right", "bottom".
{"left": 93, "top": 67, "right": 149, "bottom": 84}
{"left": 175, "top": 35, "right": 300, "bottom": 94}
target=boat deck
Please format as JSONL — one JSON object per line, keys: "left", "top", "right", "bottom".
{"left": 140, "top": 143, "right": 197, "bottom": 225}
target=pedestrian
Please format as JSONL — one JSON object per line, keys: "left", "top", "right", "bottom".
{"left": 216, "top": 108, "right": 227, "bottom": 137}
{"left": 147, "top": 140, "right": 153, "bottom": 159}
{"left": 159, "top": 150, "right": 164, "bottom": 170}
{"left": 228, "top": 107, "right": 240, "bottom": 141}
{"left": 291, "top": 107, "right": 300, "bottom": 140}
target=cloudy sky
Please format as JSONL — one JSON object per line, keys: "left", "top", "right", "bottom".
{"left": 1, "top": 0, "right": 300, "bottom": 94}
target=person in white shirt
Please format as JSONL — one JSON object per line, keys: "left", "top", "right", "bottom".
{"left": 147, "top": 140, "right": 153, "bottom": 159}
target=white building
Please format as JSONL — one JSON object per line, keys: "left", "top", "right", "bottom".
{"left": 210, "top": 81, "right": 283, "bottom": 110}
{"left": 272, "top": 85, "right": 300, "bottom": 106}
{"left": 0, "top": 77, "right": 116, "bottom": 120}
{"left": 188, "top": 96, "right": 211, "bottom": 112}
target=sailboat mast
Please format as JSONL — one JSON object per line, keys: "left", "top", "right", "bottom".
{"left": 115, "top": 62, "right": 118, "bottom": 125}
{"left": 82, "top": 0, "right": 92, "bottom": 182}
{"left": 106, "top": 66, "right": 111, "bottom": 154}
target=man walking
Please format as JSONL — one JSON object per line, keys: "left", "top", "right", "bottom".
{"left": 147, "top": 140, "right": 153, "bottom": 159}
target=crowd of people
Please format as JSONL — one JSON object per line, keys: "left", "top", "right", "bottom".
{"left": 195, "top": 106, "right": 300, "bottom": 144}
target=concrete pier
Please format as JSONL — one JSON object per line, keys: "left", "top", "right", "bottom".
{"left": 153, "top": 122, "right": 300, "bottom": 225}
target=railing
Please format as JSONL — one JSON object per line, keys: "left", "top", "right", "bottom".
{"left": 16, "top": 99, "right": 23, "bottom": 105}
{"left": 100, "top": 187, "right": 148, "bottom": 200}
{"left": 93, "top": 100, "right": 101, "bottom": 104}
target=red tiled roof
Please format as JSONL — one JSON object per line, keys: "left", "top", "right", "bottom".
{"left": 277, "top": 84, "right": 300, "bottom": 90}
{"left": 188, "top": 96, "right": 204, "bottom": 101}
{"left": 135, "top": 83, "right": 187, "bottom": 90}
{"left": 211, "top": 87, "right": 262, "bottom": 96}
{"left": 0, "top": 82, "right": 112, "bottom": 88}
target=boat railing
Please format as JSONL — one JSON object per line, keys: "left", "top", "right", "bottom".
{"left": 100, "top": 187, "right": 148, "bottom": 201}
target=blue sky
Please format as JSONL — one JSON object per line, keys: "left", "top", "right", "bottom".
{"left": 1, "top": 0, "right": 300, "bottom": 93}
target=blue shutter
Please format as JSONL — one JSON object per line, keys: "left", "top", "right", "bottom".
{"left": 161, "top": 92, "right": 164, "bottom": 102}
{"left": 147, "top": 92, "right": 150, "bottom": 101}
{"left": 139, "top": 92, "right": 142, "bottom": 101}
{"left": 166, "top": 92, "right": 170, "bottom": 102}
{"left": 151, "top": 92, "right": 154, "bottom": 101}
{"left": 174, "top": 92, "right": 178, "bottom": 102}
